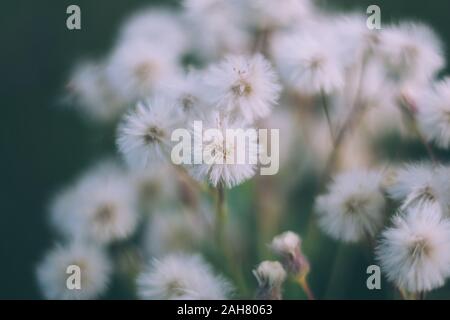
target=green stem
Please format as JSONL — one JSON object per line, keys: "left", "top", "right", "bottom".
{"left": 215, "top": 184, "right": 227, "bottom": 249}
{"left": 320, "top": 90, "right": 334, "bottom": 145}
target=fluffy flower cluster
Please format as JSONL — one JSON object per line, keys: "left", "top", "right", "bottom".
{"left": 41, "top": 0, "right": 450, "bottom": 300}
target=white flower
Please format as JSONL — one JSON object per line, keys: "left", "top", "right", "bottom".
{"left": 183, "top": 0, "right": 250, "bottom": 59}
{"left": 248, "top": 0, "right": 314, "bottom": 29}
{"left": 386, "top": 163, "right": 450, "bottom": 214}
{"left": 106, "top": 39, "right": 179, "bottom": 102}
{"left": 379, "top": 22, "right": 444, "bottom": 84}
{"left": 117, "top": 97, "right": 182, "bottom": 169}
{"left": 315, "top": 169, "right": 386, "bottom": 243}
{"left": 190, "top": 115, "right": 259, "bottom": 188}
{"left": 162, "top": 69, "right": 211, "bottom": 120}
{"left": 418, "top": 79, "right": 450, "bottom": 149}
{"left": 205, "top": 54, "right": 281, "bottom": 123}
{"left": 253, "top": 260, "right": 286, "bottom": 289}
{"left": 36, "top": 242, "right": 111, "bottom": 300}
{"left": 118, "top": 8, "right": 188, "bottom": 58}
{"left": 273, "top": 30, "right": 344, "bottom": 95}
{"left": 50, "top": 161, "right": 138, "bottom": 244}
{"left": 137, "top": 253, "right": 232, "bottom": 300}
{"left": 66, "top": 61, "right": 127, "bottom": 122}
{"left": 376, "top": 204, "right": 450, "bottom": 293}
{"left": 333, "top": 14, "right": 381, "bottom": 68}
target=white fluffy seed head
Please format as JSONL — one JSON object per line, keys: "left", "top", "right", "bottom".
{"left": 315, "top": 169, "right": 386, "bottom": 243}
{"left": 66, "top": 61, "right": 127, "bottom": 122}
{"left": 137, "top": 253, "right": 232, "bottom": 300}
{"left": 161, "top": 69, "right": 211, "bottom": 120}
{"left": 117, "top": 96, "right": 182, "bottom": 169}
{"left": 106, "top": 39, "right": 179, "bottom": 102}
{"left": 376, "top": 203, "right": 450, "bottom": 293}
{"left": 50, "top": 161, "right": 139, "bottom": 244}
{"left": 273, "top": 30, "right": 344, "bottom": 95}
{"left": 379, "top": 22, "right": 444, "bottom": 84}
{"left": 386, "top": 163, "right": 450, "bottom": 215}
{"left": 183, "top": 0, "right": 250, "bottom": 59}
{"left": 205, "top": 54, "right": 281, "bottom": 124}
{"left": 118, "top": 8, "right": 188, "bottom": 58}
{"left": 190, "top": 114, "right": 259, "bottom": 188}
{"left": 36, "top": 242, "right": 111, "bottom": 300}
{"left": 247, "top": 0, "right": 314, "bottom": 30}
{"left": 418, "top": 79, "right": 450, "bottom": 149}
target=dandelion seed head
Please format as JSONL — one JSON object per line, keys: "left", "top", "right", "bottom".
{"left": 137, "top": 253, "right": 232, "bottom": 300}
{"left": 205, "top": 54, "right": 281, "bottom": 123}
{"left": 386, "top": 163, "right": 450, "bottom": 214}
{"left": 191, "top": 115, "right": 259, "bottom": 188}
{"left": 418, "top": 79, "right": 450, "bottom": 149}
{"left": 117, "top": 97, "right": 182, "bottom": 169}
{"left": 106, "top": 39, "right": 179, "bottom": 101}
{"left": 379, "top": 22, "right": 444, "bottom": 83}
{"left": 50, "top": 162, "right": 138, "bottom": 244}
{"left": 36, "top": 242, "right": 111, "bottom": 300}
{"left": 376, "top": 204, "right": 450, "bottom": 293}
{"left": 315, "top": 169, "right": 386, "bottom": 243}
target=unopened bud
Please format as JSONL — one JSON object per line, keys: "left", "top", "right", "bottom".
{"left": 253, "top": 261, "right": 286, "bottom": 300}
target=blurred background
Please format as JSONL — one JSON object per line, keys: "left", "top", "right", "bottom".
{"left": 2, "top": 0, "right": 450, "bottom": 299}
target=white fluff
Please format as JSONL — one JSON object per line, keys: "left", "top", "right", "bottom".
{"left": 205, "top": 54, "right": 281, "bottom": 124}
{"left": 315, "top": 169, "right": 386, "bottom": 243}
{"left": 106, "top": 39, "right": 179, "bottom": 102}
{"left": 117, "top": 97, "right": 183, "bottom": 169}
{"left": 386, "top": 163, "right": 450, "bottom": 215}
{"left": 379, "top": 22, "right": 444, "bottom": 84}
{"left": 137, "top": 253, "right": 232, "bottom": 299}
{"left": 190, "top": 115, "right": 259, "bottom": 188}
{"left": 273, "top": 29, "right": 344, "bottom": 95}
{"left": 377, "top": 203, "right": 450, "bottom": 293}
{"left": 50, "top": 161, "right": 138, "bottom": 244}
{"left": 418, "top": 79, "right": 450, "bottom": 149}
{"left": 66, "top": 61, "right": 127, "bottom": 122}
{"left": 36, "top": 242, "right": 111, "bottom": 300}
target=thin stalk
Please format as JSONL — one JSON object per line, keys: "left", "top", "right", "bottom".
{"left": 319, "top": 51, "right": 371, "bottom": 189}
{"left": 398, "top": 97, "right": 438, "bottom": 165}
{"left": 215, "top": 184, "right": 227, "bottom": 250}
{"left": 320, "top": 89, "right": 335, "bottom": 144}
{"left": 296, "top": 276, "right": 315, "bottom": 300}
{"left": 214, "top": 185, "right": 250, "bottom": 297}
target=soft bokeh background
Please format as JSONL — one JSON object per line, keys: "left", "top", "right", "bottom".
{"left": 2, "top": 0, "right": 450, "bottom": 299}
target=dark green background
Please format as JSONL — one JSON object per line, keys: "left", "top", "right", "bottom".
{"left": 2, "top": 0, "right": 450, "bottom": 299}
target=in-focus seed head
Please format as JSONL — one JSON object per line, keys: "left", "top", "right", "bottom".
{"left": 190, "top": 114, "right": 259, "bottom": 188}
{"left": 376, "top": 203, "right": 450, "bottom": 293}
{"left": 117, "top": 96, "right": 183, "bottom": 169}
{"left": 205, "top": 54, "right": 281, "bottom": 124}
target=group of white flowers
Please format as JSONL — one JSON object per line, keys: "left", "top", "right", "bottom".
{"left": 37, "top": 0, "right": 450, "bottom": 300}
